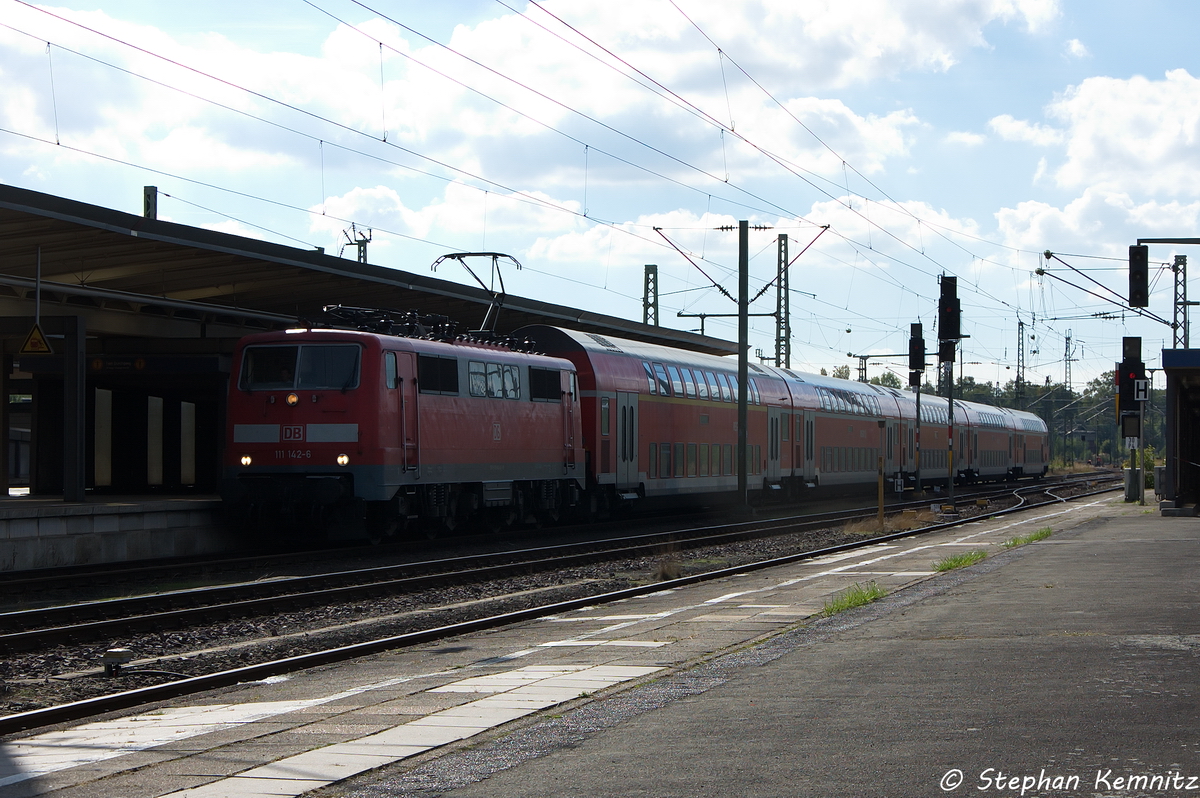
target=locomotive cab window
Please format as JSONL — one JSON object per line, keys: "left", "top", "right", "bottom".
{"left": 529, "top": 367, "right": 562, "bottom": 402}
{"left": 240, "top": 344, "right": 361, "bottom": 391}
{"left": 298, "top": 345, "right": 360, "bottom": 390}
{"left": 385, "top": 352, "right": 399, "bottom": 389}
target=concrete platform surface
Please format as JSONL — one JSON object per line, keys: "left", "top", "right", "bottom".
{"left": 4, "top": 493, "right": 1195, "bottom": 797}
{"left": 336, "top": 499, "right": 1200, "bottom": 798}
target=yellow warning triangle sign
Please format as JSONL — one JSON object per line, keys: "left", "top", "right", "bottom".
{"left": 19, "top": 323, "right": 53, "bottom": 356}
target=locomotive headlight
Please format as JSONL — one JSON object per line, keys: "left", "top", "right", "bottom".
{"left": 286, "top": 393, "right": 299, "bottom": 406}
{"left": 240, "top": 455, "right": 252, "bottom": 466}
{"left": 337, "top": 454, "right": 350, "bottom": 466}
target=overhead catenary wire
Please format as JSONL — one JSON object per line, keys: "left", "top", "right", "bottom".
{"left": 2, "top": 1, "right": 1136, "bottom": 378}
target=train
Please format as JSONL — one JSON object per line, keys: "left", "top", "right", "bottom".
{"left": 219, "top": 313, "right": 1048, "bottom": 540}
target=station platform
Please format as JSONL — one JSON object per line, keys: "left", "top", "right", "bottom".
{"left": 0, "top": 494, "right": 233, "bottom": 572}
{"left": 2, "top": 492, "right": 1196, "bottom": 797}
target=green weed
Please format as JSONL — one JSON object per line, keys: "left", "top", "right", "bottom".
{"left": 1003, "top": 526, "right": 1053, "bottom": 549}
{"left": 932, "top": 549, "right": 988, "bottom": 571}
{"left": 821, "top": 581, "right": 887, "bottom": 617}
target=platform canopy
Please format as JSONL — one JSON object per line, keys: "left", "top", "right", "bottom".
{"left": 0, "top": 184, "right": 736, "bottom": 356}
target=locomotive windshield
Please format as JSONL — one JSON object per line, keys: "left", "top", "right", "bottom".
{"left": 240, "top": 344, "right": 361, "bottom": 390}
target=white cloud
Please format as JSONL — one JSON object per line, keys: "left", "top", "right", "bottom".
{"left": 1064, "top": 38, "right": 1089, "bottom": 58}
{"left": 945, "top": 131, "right": 986, "bottom": 146}
{"left": 310, "top": 182, "right": 584, "bottom": 254}
{"left": 988, "top": 114, "right": 1064, "bottom": 146}
{"left": 996, "top": 186, "right": 1200, "bottom": 255}
{"left": 1049, "top": 69, "right": 1200, "bottom": 196}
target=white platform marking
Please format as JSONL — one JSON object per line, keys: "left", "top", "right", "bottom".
{"left": 157, "top": 665, "right": 661, "bottom": 798}
{"left": 0, "top": 672, "right": 453, "bottom": 789}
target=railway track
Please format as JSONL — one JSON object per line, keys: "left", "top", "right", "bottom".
{"left": 0, "top": 471, "right": 1112, "bottom": 601}
{"left": 0, "top": 474, "right": 1117, "bottom": 656}
{"left": 0, "top": 475, "right": 1120, "bottom": 737}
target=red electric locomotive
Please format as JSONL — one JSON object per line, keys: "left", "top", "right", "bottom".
{"left": 221, "top": 320, "right": 584, "bottom": 539}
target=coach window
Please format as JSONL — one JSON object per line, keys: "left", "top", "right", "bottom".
{"left": 385, "top": 352, "right": 398, "bottom": 389}
{"left": 648, "top": 442, "right": 658, "bottom": 477}
{"left": 694, "top": 371, "right": 709, "bottom": 400}
{"left": 687, "top": 443, "right": 697, "bottom": 476}
{"left": 749, "top": 379, "right": 760, "bottom": 405}
{"left": 653, "top": 363, "right": 672, "bottom": 396}
{"left": 660, "top": 443, "right": 672, "bottom": 478}
{"left": 699, "top": 443, "right": 710, "bottom": 476}
{"left": 600, "top": 397, "right": 611, "bottom": 436}
{"left": 728, "top": 374, "right": 740, "bottom": 401}
{"left": 723, "top": 443, "right": 733, "bottom": 475}
{"left": 703, "top": 371, "right": 719, "bottom": 401}
{"left": 667, "top": 366, "right": 685, "bottom": 397}
{"left": 643, "top": 362, "right": 657, "bottom": 395}
{"left": 417, "top": 354, "right": 458, "bottom": 395}
{"left": 673, "top": 443, "right": 685, "bottom": 478}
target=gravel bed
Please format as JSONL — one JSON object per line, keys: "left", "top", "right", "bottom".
{"left": 0, "top": 483, "right": 1106, "bottom": 717}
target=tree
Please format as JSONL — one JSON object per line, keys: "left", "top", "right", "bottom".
{"left": 831, "top": 365, "right": 851, "bottom": 380}
{"left": 869, "top": 371, "right": 902, "bottom": 388}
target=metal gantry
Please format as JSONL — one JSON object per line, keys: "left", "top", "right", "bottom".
{"left": 643, "top": 264, "right": 660, "bottom": 327}
{"left": 775, "top": 234, "right": 791, "bottom": 369}
{"left": 1016, "top": 320, "right": 1026, "bottom": 410}
{"left": 1173, "top": 254, "right": 1188, "bottom": 349}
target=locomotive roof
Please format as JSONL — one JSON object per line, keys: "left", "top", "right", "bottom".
{"left": 234, "top": 327, "right": 576, "bottom": 369}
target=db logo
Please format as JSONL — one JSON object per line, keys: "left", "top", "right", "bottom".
{"left": 283, "top": 425, "right": 304, "bottom": 441}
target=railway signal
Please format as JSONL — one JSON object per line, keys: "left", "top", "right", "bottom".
{"left": 938, "top": 276, "right": 960, "bottom": 340}
{"left": 1128, "top": 244, "right": 1149, "bottom": 308}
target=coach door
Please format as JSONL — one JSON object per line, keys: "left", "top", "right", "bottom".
{"left": 802, "top": 411, "right": 815, "bottom": 483}
{"left": 397, "top": 352, "right": 419, "bottom": 473}
{"left": 561, "top": 372, "right": 577, "bottom": 471}
{"left": 767, "top": 406, "right": 782, "bottom": 482}
{"left": 886, "top": 421, "right": 899, "bottom": 476}
{"left": 616, "top": 391, "right": 638, "bottom": 488}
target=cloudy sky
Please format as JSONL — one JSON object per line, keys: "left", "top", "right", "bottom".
{"left": 1, "top": 0, "right": 1196, "bottom": 391}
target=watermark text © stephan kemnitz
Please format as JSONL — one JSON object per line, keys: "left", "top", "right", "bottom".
{"left": 939, "top": 767, "right": 1200, "bottom": 794}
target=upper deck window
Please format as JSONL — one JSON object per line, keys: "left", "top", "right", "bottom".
{"left": 682, "top": 368, "right": 698, "bottom": 399}
{"left": 667, "top": 365, "right": 685, "bottom": 397}
{"left": 652, "top": 363, "right": 671, "bottom": 396}
{"left": 240, "top": 344, "right": 361, "bottom": 391}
